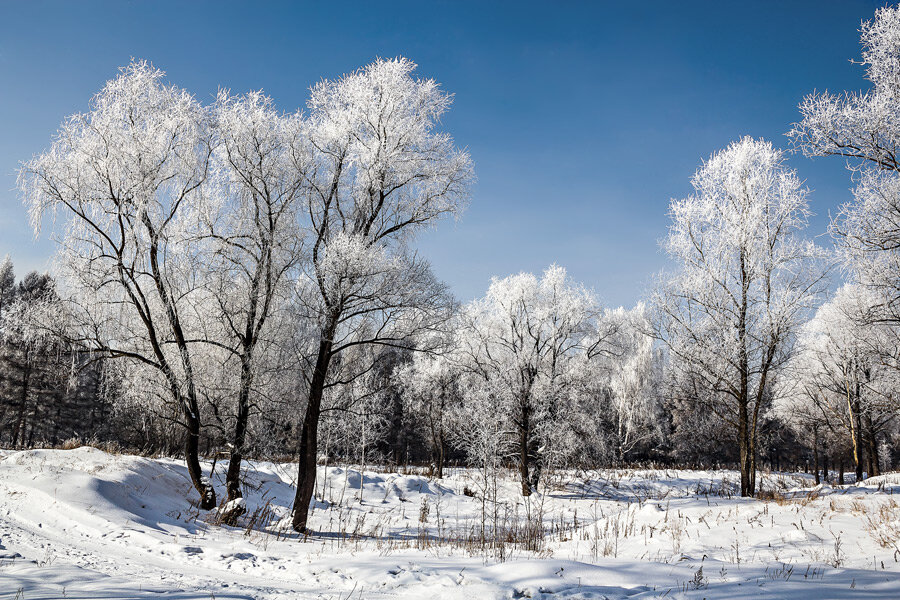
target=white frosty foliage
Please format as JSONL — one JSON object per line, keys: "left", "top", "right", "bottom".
{"left": 654, "top": 136, "right": 828, "bottom": 495}
{"left": 790, "top": 6, "right": 900, "bottom": 323}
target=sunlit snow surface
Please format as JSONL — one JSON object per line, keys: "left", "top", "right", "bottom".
{"left": 1, "top": 447, "right": 899, "bottom": 598}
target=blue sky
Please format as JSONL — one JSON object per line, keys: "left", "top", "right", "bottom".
{"left": 0, "top": 0, "right": 884, "bottom": 306}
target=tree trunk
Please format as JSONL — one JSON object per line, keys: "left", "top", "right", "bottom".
{"left": 183, "top": 407, "right": 215, "bottom": 510}
{"left": 617, "top": 415, "right": 626, "bottom": 465}
{"left": 225, "top": 354, "right": 253, "bottom": 515}
{"left": 749, "top": 432, "right": 757, "bottom": 495}
{"left": 436, "top": 428, "right": 446, "bottom": 480}
{"left": 850, "top": 383, "right": 864, "bottom": 482}
{"left": 738, "top": 402, "right": 753, "bottom": 497}
{"left": 854, "top": 413, "right": 865, "bottom": 482}
{"left": 813, "top": 430, "right": 820, "bottom": 485}
{"left": 292, "top": 320, "right": 336, "bottom": 533}
{"left": 737, "top": 250, "right": 754, "bottom": 498}
{"left": 839, "top": 457, "right": 845, "bottom": 486}
{"left": 430, "top": 422, "right": 446, "bottom": 480}
{"left": 26, "top": 416, "right": 36, "bottom": 448}
{"left": 51, "top": 401, "right": 62, "bottom": 447}
{"left": 518, "top": 397, "right": 532, "bottom": 497}
{"left": 530, "top": 451, "right": 543, "bottom": 493}
{"left": 391, "top": 392, "right": 405, "bottom": 466}
{"left": 428, "top": 410, "right": 442, "bottom": 479}
{"left": 12, "top": 355, "right": 31, "bottom": 448}
{"left": 864, "top": 415, "right": 881, "bottom": 477}
{"left": 142, "top": 221, "right": 216, "bottom": 510}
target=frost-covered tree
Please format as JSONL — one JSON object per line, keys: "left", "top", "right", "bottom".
{"left": 789, "top": 5, "right": 900, "bottom": 327}
{"left": 317, "top": 344, "right": 394, "bottom": 474}
{"left": 788, "top": 5, "right": 900, "bottom": 172}
{"left": 777, "top": 285, "right": 899, "bottom": 481}
{"left": 0, "top": 257, "right": 15, "bottom": 437}
{"left": 0, "top": 257, "right": 14, "bottom": 316}
{"left": 19, "top": 61, "right": 217, "bottom": 508}
{"left": 289, "top": 58, "right": 472, "bottom": 531}
{"left": 0, "top": 272, "right": 61, "bottom": 447}
{"left": 0, "top": 269, "right": 107, "bottom": 449}
{"left": 458, "top": 265, "right": 606, "bottom": 495}
{"left": 603, "top": 304, "right": 663, "bottom": 462}
{"left": 653, "top": 137, "right": 827, "bottom": 496}
{"left": 200, "top": 89, "right": 306, "bottom": 512}
{"left": 393, "top": 334, "right": 461, "bottom": 478}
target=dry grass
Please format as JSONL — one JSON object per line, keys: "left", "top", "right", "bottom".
{"left": 56, "top": 437, "right": 125, "bottom": 454}
{"left": 757, "top": 488, "right": 820, "bottom": 507}
{"left": 862, "top": 498, "right": 900, "bottom": 551}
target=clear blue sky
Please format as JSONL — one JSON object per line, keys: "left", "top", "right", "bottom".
{"left": 0, "top": 0, "right": 884, "bottom": 307}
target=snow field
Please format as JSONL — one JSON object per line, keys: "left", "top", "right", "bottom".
{"left": 1, "top": 447, "right": 899, "bottom": 598}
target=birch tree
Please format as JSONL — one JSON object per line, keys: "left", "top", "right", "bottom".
{"left": 0, "top": 257, "right": 14, "bottom": 316}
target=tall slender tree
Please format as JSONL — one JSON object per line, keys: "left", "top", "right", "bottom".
{"left": 201, "top": 89, "right": 306, "bottom": 514}
{"left": 653, "top": 137, "right": 827, "bottom": 496}
{"left": 289, "top": 58, "right": 472, "bottom": 532}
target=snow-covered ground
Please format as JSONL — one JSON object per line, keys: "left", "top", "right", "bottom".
{"left": 1, "top": 448, "right": 899, "bottom": 598}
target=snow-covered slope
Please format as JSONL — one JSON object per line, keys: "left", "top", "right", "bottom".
{"left": 1, "top": 447, "right": 899, "bottom": 598}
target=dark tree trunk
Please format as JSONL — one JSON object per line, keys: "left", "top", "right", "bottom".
{"left": 839, "top": 457, "right": 845, "bottom": 486}
{"left": 224, "top": 354, "right": 253, "bottom": 517}
{"left": 864, "top": 415, "right": 880, "bottom": 477}
{"left": 143, "top": 218, "right": 216, "bottom": 511}
{"left": 292, "top": 320, "right": 336, "bottom": 533}
{"left": 738, "top": 403, "right": 753, "bottom": 497}
{"left": 852, "top": 384, "right": 864, "bottom": 482}
{"left": 51, "top": 402, "right": 62, "bottom": 447}
{"left": 183, "top": 407, "right": 215, "bottom": 509}
{"left": 436, "top": 429, "right": 446, "bottom": 480}
{"left": 26, "top": 416, "right": 36, "bottom": 448}
{"left": 391, "top": 392, "right": 405, "bottom": 466}
{"left": 13, "top": 359, "right": 31, "bottom": 449}
{"left": 518, "top": 397, "right": 532, "bottom": 497}
{"left": 430, "top": 423, "right": 446, "bottom": 480}
{"left": 737, "top": 250, "right": 754, "bottom": 498}
{"left": 749, "top": 435, "right": 757, "bottom": 494}
{"left": 434, "top": 393, "right": 447, "bottom": 479}
{"left": 813, "top": 431, "right": 820, "bottom": 485}
{"left": 427, "top": 401, "right": 444, "bottom": 479}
